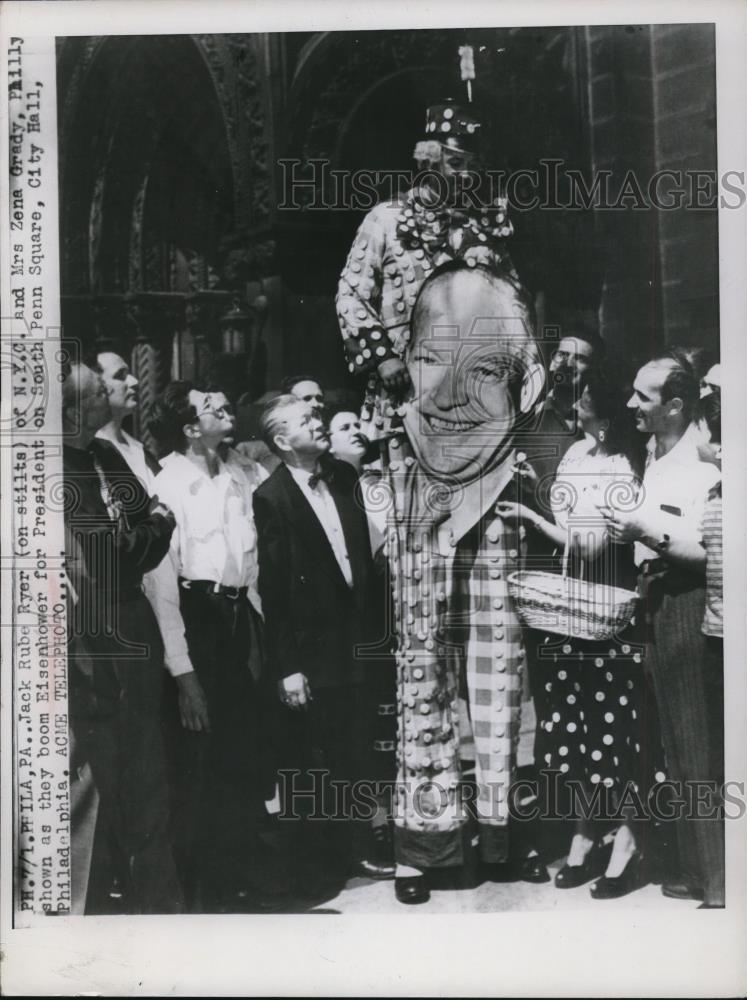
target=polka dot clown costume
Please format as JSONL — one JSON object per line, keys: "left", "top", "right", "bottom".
{"left": 336, "top": 101, "right": 516, "bottom": 441}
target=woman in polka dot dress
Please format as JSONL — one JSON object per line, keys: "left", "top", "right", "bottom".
{"left": 497, "top": 366, "right": 656, "bottom": 899}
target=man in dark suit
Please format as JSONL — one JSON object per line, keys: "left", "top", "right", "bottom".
{"left": 253, "top": 395, "right": 394, "bottom": 894}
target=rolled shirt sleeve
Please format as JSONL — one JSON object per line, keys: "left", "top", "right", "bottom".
{"left": 141, "top": 554, "right": 194, "bottom": 677}
{"left": 148, "top": 470, "right": 195, "bottom": 678}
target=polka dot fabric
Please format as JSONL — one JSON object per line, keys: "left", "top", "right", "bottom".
{"left": 533, "top": 635, "right": 651, "bottom": 800}
{"left": 336, "top": 188, "right": 514, "bottom": 441}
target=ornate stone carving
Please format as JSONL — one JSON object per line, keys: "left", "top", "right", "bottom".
{"left": 294, "top": 31, "right": 445, "bottom": 165}
{"left": 128, "top": 173, "right": 149, "bottom": 291}
{"left": 217, "top": 237, "right": 278, "bottom": 285}
{"left": 91, "top": 296, "right": 127, "bottom": 349}
{"left": 88, "top": 167, "right": 106, "bottom": 292}
{"left": 194, "top": 34, "right": 271, "bottom": 228}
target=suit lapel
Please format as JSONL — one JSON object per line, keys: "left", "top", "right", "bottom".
{"left": 278, "top": 464, "right": 351, "bottom": 591}
{"left": 328, "top": 471, "right": 368, "bottom": 596}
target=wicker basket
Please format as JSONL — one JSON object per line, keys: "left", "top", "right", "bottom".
{"left": 507, "top": 568, "right": 638, "bottom": 642}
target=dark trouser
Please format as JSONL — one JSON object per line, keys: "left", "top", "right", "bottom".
{"left": 276, "top": 683, "right": 369, "bottom": 885}
{"left": 644, "top": 574, "right": 724, "bottom": 897}
{"left": 71, "top": 595, "right": 183, "bottom": 914}
{"left": 358, "top": 661, "right": 397, "bottom": 788}
{"left": 701, "top": 635, "right": 725, "bottom": 902}
{"left": 167, "top": 586, "right": 280, "bottom": 909}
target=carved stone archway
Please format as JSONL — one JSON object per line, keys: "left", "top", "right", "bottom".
{"left": 57, "top": 33, "right": 275, "bottom": 445}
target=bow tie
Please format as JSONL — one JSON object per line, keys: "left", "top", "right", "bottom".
{"left": 309, "top": 465, "right": 334, "bottom": 491}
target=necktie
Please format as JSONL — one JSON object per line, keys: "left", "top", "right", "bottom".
{"left": 309, "top": 465, "right": 335, "bottom": 491}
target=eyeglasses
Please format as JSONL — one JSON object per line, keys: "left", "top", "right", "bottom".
{"left": 198, "top": 397, "right": 232, "bottom": 419}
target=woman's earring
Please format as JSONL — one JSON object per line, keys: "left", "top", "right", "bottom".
{"left": 598, "top": 428, "right": 606, "bottom": 443}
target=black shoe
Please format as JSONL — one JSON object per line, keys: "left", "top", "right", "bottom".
{"left": 354, "top": 825, "right": 395, "bottom": 880}
{"left": 555, "top": 843, "right": 610, "bottom": 889}
{"left": 513, "top": 854, "right": 551, "bottom": 884}
{"left": 590, "top": 851, "right": 645, "bottom": 900}
{"left": 662, "top": 880, "right": 704, "bottom": 901}
{"left": 697, "top": 901, "right": 725, "bottom": 909}
{"left": 355, "top": 857, "right": 396, "bottom": 880}
{"left": 394, "top": 875, "right": 430, "bottom": 905}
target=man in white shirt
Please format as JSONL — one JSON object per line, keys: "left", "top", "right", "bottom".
{"left": 147, "top": 380, "right": 282, "bottom": 912}
{"left": 603, "top": 350, "right": 721, "bottom": 904}
{"left": 254, "top": 396, "right": 393, "bottom": 894}
{"left": 95, "top": 352, "right": 203, "bottom": 715}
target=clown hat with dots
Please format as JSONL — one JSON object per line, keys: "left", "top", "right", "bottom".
{"left": 424, "top": 99, "right": 482, "bottom": 154}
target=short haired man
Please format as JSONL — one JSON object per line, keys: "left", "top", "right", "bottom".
{"left": 62, "top": 360, "right": 182, "bottom": 914}
{"left": 520, "top": 331, "right": 604, "bottom": 488}
{"left": 603, "top": 350, "right": 721, "bottom": 904}
{"left": 280, "top": 374, "right": 325, "bottom": 412}
{"left": 148, "top": 381, "right": 282, "bottom": 912}
{"left": 254, "top": 395, "right": 393, "bottom": 893}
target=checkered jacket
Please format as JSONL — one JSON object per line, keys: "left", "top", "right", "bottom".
{"left": 381, "top": 440, "right": 525, "bottom": 856}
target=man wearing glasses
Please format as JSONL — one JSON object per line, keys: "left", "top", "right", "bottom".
{"left": 147, "top": 381, "right": 283, "bottom": 913}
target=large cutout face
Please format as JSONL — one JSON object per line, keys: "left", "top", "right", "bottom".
{"left": 403, "top": 268, "right": 542, "bottom": 483}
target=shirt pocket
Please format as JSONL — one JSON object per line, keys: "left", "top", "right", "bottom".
{"left": 183, "top": 488, "right": 222, "bottom": 545}
{"left": 225, "top": 493, "right": 256, "bottom": 554}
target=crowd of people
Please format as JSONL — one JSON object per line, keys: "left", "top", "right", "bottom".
{"left": 61, "top": 99, "right": 725, "bottom": 915}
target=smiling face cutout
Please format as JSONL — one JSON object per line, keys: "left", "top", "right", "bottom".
{"left": 403, "top": 266, "right": 544, "bottom": 483}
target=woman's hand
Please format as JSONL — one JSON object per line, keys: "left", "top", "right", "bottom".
{"left": 495, "top": 501, "right": 537, "bottom": 526}
{"left": 599, "top": 507, "right": 646, "bottom": 544}
{"left": 511, "top": 454, "right": 538, "bottom": 484}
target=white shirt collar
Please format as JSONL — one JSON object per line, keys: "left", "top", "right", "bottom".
{"left": 646, "top": 422, "right": 701, "bottom": 468}
{"left": 287, "top": 464, "right": 323, "bottom": 489}
{"left": 159, "top": 449, "right": 238, "bottom": 489}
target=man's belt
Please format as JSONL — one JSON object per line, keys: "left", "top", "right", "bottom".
{"left": 180, "top": 578, "right": 247, "bottom": 600}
